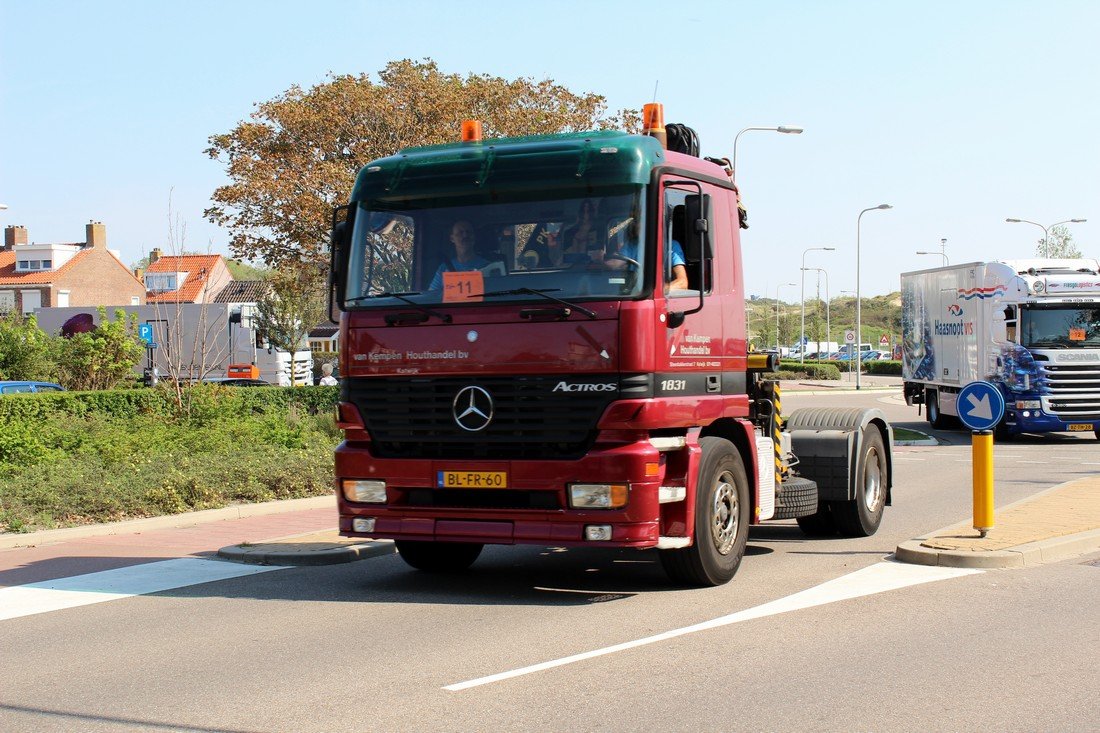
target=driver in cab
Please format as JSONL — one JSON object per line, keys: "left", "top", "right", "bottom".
{"left": 604, "top": 224, "right": 688, "bottom": 291}
{"left": 429, "top": 220, "right": 490, "bottom": 290}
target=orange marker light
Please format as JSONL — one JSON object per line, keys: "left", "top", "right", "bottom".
{"left": 461, "top": 119, "right": 484, "bottom": 142}
{"left": 642, "top": 103, "right": 667, "bottom": 148}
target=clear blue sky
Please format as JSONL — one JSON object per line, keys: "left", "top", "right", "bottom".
{"left": 2, "top": 0, "right": 1096, "bottom": 297}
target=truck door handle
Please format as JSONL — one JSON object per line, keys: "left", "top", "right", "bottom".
{"left": 707, "top": 374, "right": 720, "bottom": 393}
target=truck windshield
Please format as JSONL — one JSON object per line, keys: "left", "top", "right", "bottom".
{"left": 1021, "top": 305, "right": 1100, "bottom": 348}
{"left": 345, "top": 191, "right": 646, "bottom": 307}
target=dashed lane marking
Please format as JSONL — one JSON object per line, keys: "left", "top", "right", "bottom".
{"left": 444, "top": 561, "right": 981, "bottom": 692}
{"left": 0, "top": 558, "right": 287, "bottom": 622}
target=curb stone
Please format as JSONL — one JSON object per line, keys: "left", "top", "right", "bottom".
{"left": 895, "top": 529, "right": 1100, "bottom": 569}
{"left": 0, "top": 495, "right": 336, "bottom": 551}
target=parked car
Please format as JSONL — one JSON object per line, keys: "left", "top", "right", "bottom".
{"left": 200, "top": 377, "right": 272, "bottom": 387}
{"left": 0, "top": 381, "right": 65, "bottom": 394}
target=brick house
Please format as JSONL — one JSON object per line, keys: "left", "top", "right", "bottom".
{"left": 144, "top": 249, "right": 233, "bottom": 304}
{"left": 0, "top": 222, "right": 146, "bottom": 315}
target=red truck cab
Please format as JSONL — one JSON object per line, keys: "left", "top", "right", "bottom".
{"left": 329, "top": 123, "right": 891, "bottom": 586}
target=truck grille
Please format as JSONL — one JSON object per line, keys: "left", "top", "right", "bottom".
{"left": 1039, "top": 363, "right": 1100, "bottom": 419}
{"left": 346, "top": 375, "right": 647, "bottom": 460}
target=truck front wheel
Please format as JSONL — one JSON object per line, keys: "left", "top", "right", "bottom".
{"left": 832, "top": 427, "right": 887, "bottom": 537}
{"left": 659, "top": 437, "right": 750, "bottom": 587}
{"left": 395, "top": 541, "right": 483, "bottom": 572}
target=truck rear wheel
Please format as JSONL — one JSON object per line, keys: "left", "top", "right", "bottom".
{"left": 395, "top": 541, "right": 483, "bottom": 572}
{"left": 659, "top": 437, "right": 750, "bottom": 587}
{"left": 832, "top": 427, "right": 887, "bottom": 537}
{"left": 926, "top": 389, "right": 951, "bottom": 430}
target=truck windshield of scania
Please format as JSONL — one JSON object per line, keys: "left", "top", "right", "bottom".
{"left": 329, "top": 113, "right": 893, "bottom": 587}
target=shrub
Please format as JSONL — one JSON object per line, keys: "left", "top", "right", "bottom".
{"left": 865, "top": 360, "right": 902, "bottom": 375}
{"left": 0, "top": 385, "right": 342, "bottom": 533}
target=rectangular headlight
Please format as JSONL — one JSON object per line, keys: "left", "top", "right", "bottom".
{"left": 569, "top": 483, "right": 628, "bottom": 509}
{"left": 342, "top": 479, "right": 386, "bottom": 503}
{"left": 1015, "top": 400, "right": 1041, "bottom": 410}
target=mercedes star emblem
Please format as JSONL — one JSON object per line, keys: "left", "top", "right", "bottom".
{"left": 453, "top": 385, "right": 494, "bottom": 432}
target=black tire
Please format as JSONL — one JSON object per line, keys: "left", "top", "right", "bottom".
{"left": 994, "top": 417, "right": 1015, "bottom": 442}
{"left": 926, "top": 389, "right": 951, "bottom": 430}
{"left": 659, "top": 437, "right": 750, "bottom": 587}
{"left": 796, "top": 503, "right": 837, "bottom": 536}
{"left": 772, "top": 476, "right": 818, "bottom": 520}
{"left": 394, "top": 540, "right": 483, "bottom": 572}
{"left": 832, "top": 427, "right": 887, "bottom": 537}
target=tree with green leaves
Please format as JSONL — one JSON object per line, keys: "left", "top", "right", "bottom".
{"left": 54, "top": 308, "right": 146, "bottom": 391}
{"left": 1037, "top": 225, "right": 1082, "bottom": 258}
{"left": 253, "top": 271, "right": 325, "bottom": 386}
{"left": 205, "top": 58, "right": 639, "bottom": 276}
{"left": 0, "top": 312, "right": 54, "bottom": 381}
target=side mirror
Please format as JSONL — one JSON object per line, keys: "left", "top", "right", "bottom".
{"left": 329, "top": 205, "right": 353, "bottom": 319}
{"left": 685, "top": 193, "right": 712, "bottom": 258}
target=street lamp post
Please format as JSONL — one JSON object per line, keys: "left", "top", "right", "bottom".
{"left": 916, "top": 237, "right": 949, "bottom": 266}
{"left": 775, "top": 282, "right": 796, "bottom": 352}
{"left": 800, "top": 247, "right": 834, "bottom": 362}
{"left": 856, "top": 204, "right": 892, "bottom": 390}
{"left": 1006, "top": 218, "right": 1087, "bottom": 254}
{"left": 802, "top": 266, "right": 829, "bottom": 357}
{"left": 732, "top": 125, "right": 804, "bottom": 181}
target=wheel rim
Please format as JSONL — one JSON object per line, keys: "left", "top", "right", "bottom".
{"left": 711, "top": 470, "right": 739, "bottom": 555}
{"left": 863, "top": 446, "right": 884, "bottom": 512}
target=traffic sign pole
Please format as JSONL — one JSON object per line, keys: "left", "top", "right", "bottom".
{"left": 972, "top": 430, "right": 994, "bottom": 537}
{"left": 956, "top": 381, "right": 1004, "bottom": 538}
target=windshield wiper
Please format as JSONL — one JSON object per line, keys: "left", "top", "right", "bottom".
{"left": 479, "top": 288, "right": 597, "bottom": 319}
{"left": 347, "top": 291, "right": 452, "bottom": 324}
{"left": 1028, "top": 340, "right": 1069, "bottom": 348}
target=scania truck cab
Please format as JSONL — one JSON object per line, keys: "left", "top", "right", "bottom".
{"left": 329, "top": 114, "right": 892, "bottom": 586}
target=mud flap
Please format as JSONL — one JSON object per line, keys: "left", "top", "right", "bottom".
{"left": 786, "top": 407, "right": 894, "bottom": 507}
{"left": 789, "top": 429, "right": 854, "bottom": 503}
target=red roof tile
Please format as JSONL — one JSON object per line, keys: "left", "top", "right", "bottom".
{"left": 0, "top": 249, "right": 92, "bottom": 285}
{"left": 145, "top": 254, "right": 227, "bottom": 303}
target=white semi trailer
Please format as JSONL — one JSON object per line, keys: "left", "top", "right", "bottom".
{"left": 34, "top": 304, "right": 312, "bottom": 386}
{"left": 901, "top": 259, "right": 1100, "bottom": 439}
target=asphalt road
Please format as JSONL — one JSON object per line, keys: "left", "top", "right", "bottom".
{"left": 2, "top": 389, "right": 1097, "bottom": 732}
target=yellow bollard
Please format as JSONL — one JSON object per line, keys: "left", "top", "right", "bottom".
{"left": 972, "top": 430, "right": 994, "bottom": 537}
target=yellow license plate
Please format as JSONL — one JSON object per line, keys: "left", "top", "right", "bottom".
{"left": 437, "top": 471, "right": 507, "bottom": 489}
{"left": 1067, "top": 424, "right": 1094, "bottom": 432}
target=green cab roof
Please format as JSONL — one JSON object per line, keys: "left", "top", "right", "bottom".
{"left": 350, "top": 130, "right": 665, "bottom": 205}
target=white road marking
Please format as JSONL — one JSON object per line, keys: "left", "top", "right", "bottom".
{"left": 444, "top": 561, "right": 980, "bottom": 691}
{"left": 0, "top": 558, "right": 286, "bottom": 622}
{"left": 1018, "top": 461, "right": 1049, "bottom": 464}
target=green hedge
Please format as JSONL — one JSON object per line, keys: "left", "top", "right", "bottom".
{"left": 0, "top": 385, "right": 342, "bottom": 532}
{"left": 776, "top": 360, "right": 842, "bottom": 380}
{"left": 0, "top": 384, "right": 339, "bottom": 423}
{"left": 865, "top": 360, "right": 902, "bottom": 375}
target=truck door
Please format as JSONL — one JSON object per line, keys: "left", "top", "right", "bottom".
{"left": 658, "top": 176, "right": 734, "bottom": 397}
{"left": 938, "top": 287, "right": 962, "bottom": 384}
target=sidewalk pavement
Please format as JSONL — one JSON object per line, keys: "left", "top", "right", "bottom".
{"left": 2, "top": 473, "right": 1097, "bottom": 584}
{"left": 779, "top": 374, "right": 902, "bottom": 392}
{"left": 895, "top": 476, "right": 1100, "bottom": 568}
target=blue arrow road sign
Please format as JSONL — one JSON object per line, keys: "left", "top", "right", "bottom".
{"left": 138, "top": 323, "right": 153, "bottom": 344}
{"left": 957, "top": 381, "right": 1005, "bottom": 431}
